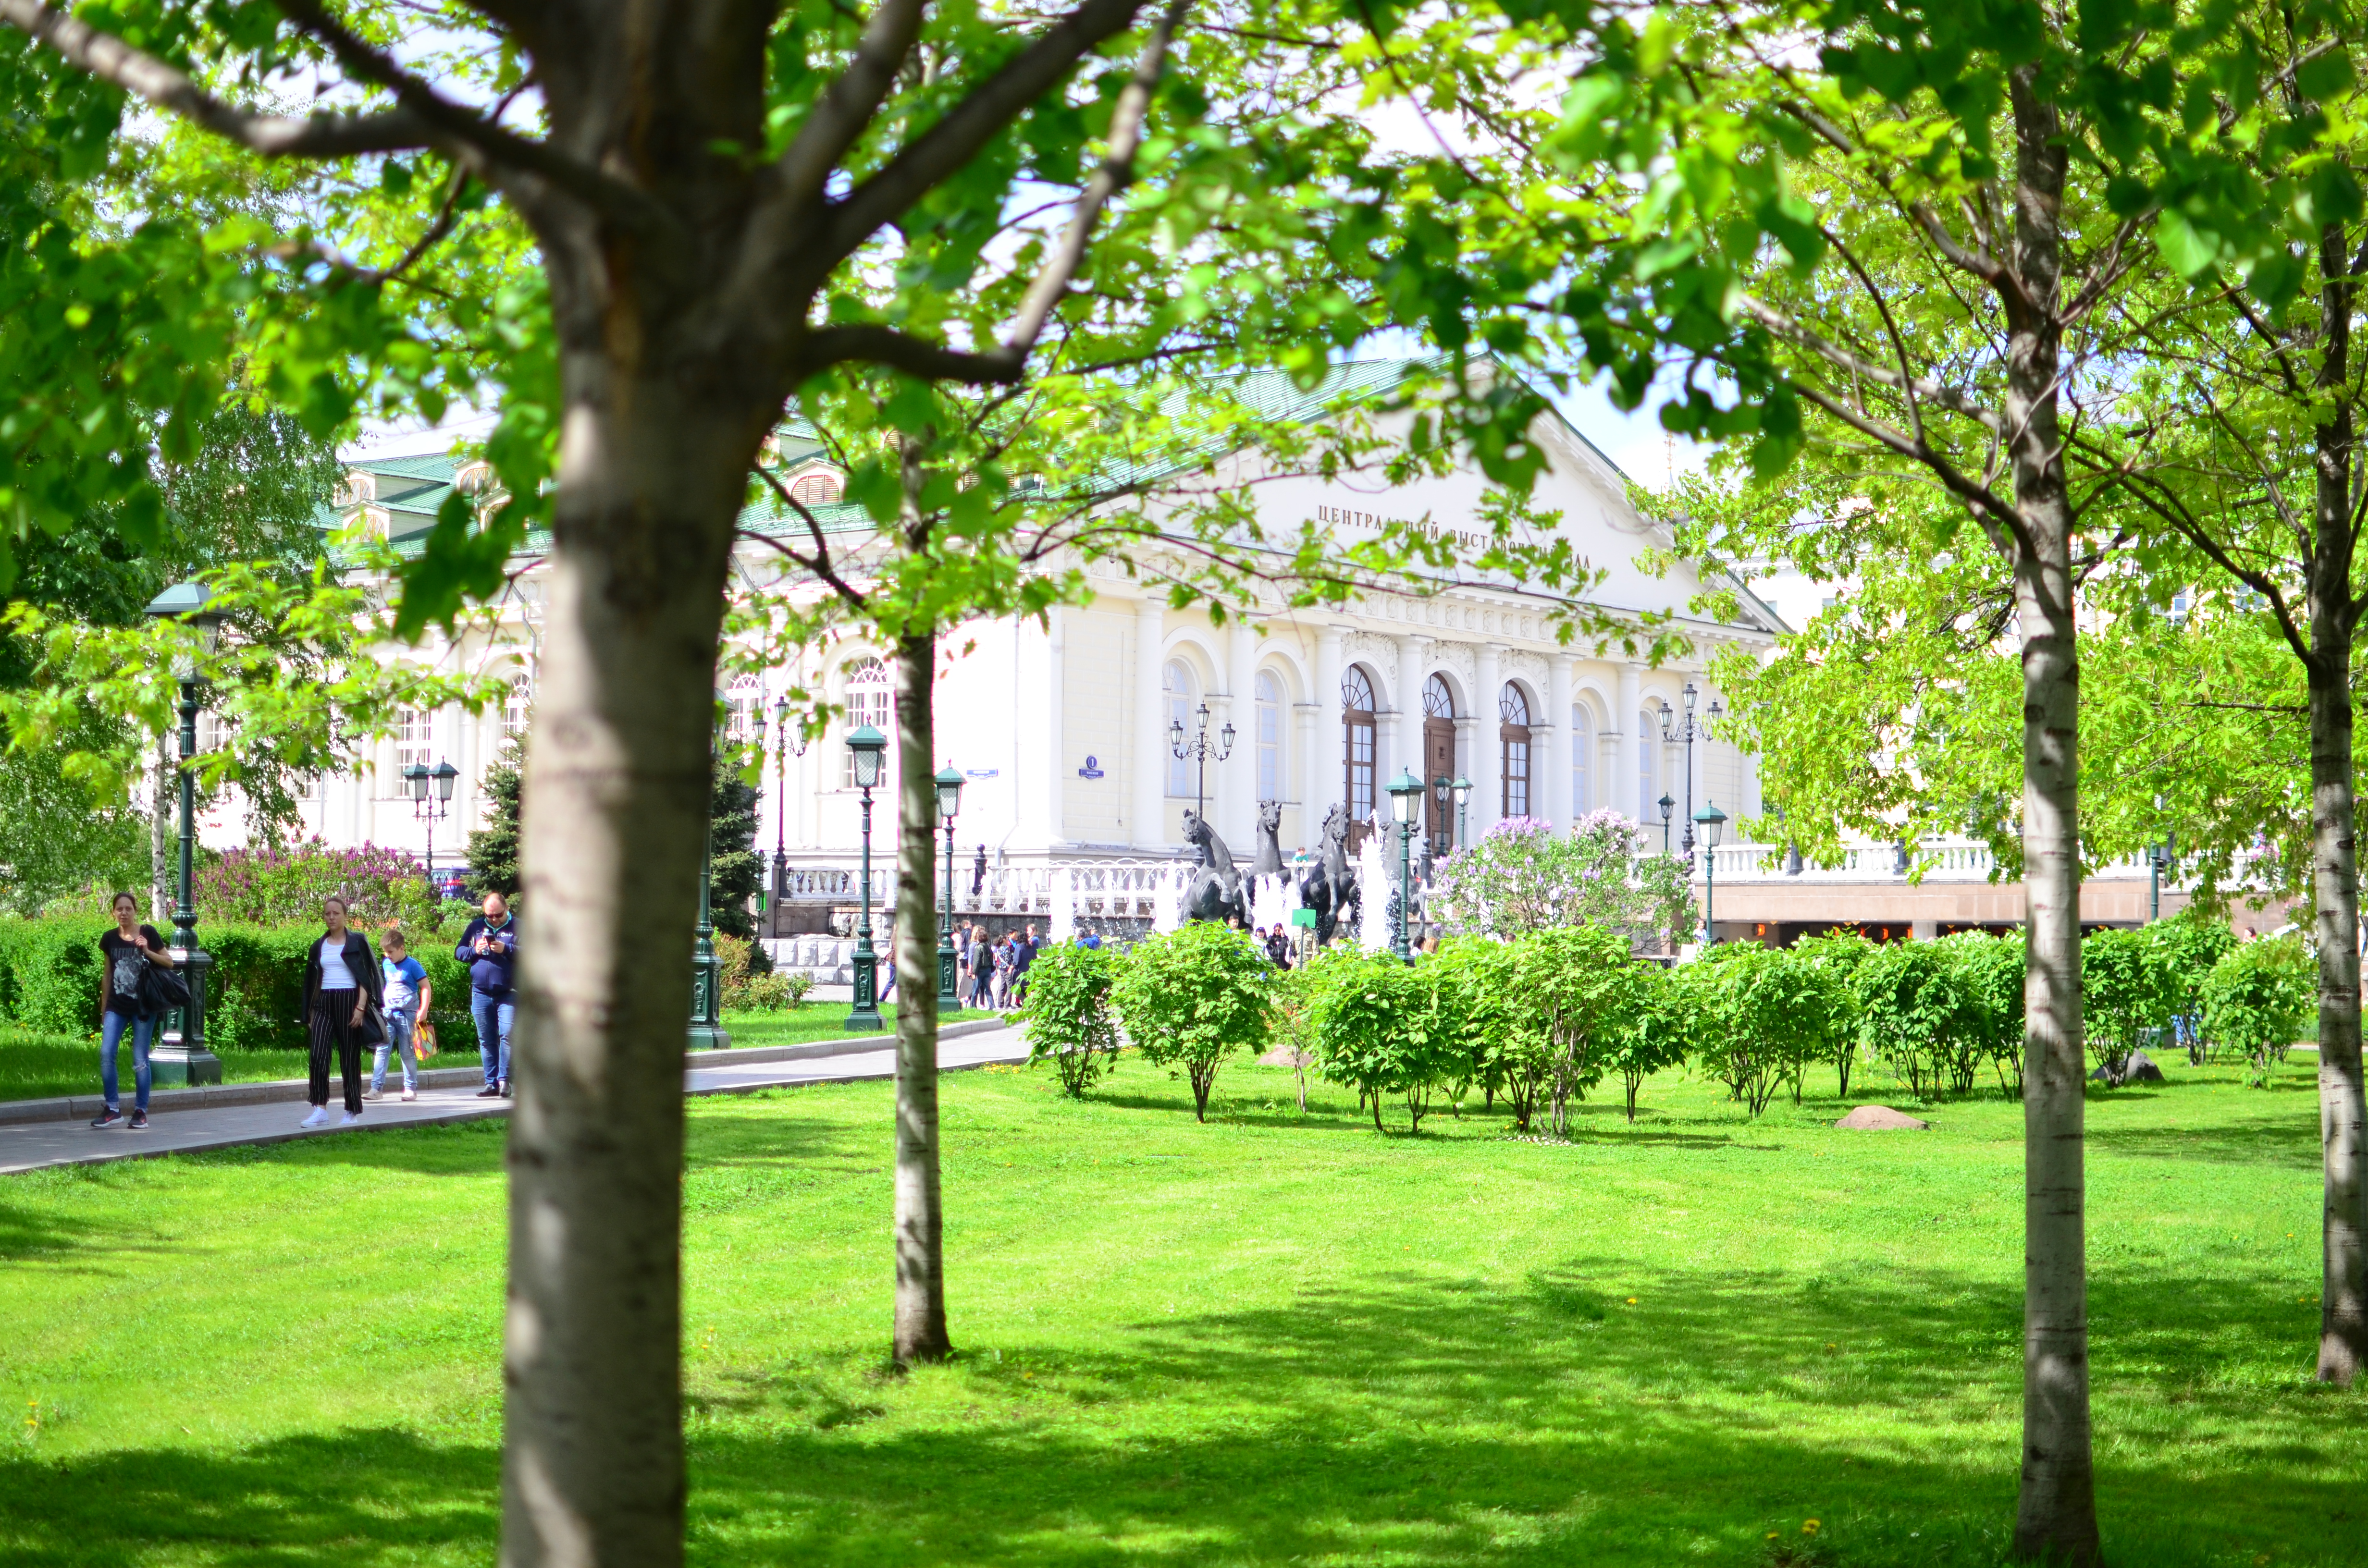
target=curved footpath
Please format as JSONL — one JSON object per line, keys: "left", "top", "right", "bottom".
{"left": 0, "top": 1017, "right": 1028, "bottom": 1176}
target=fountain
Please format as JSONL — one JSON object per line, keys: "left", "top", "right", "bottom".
{"left": 1356, "top": 817, "right": 1394, "bottom": 954}
{"left": 1049, "top": 866, "right": 1078, "bottom": 942}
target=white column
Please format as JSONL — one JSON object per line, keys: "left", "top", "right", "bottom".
{"left": 1616, "top": 661, "right": 1643, "bottom": 821}
{"left": 1221, "top": 615, "right": 1259, "bottom": 854}
{"left": 1313, "top": 626, "right": 1345, "bottom": 828}
{"left": 1391, "top": 633, "right": 1430, "bottom": 826}
{"left": 1472, "top": 643, "right": 1501, "bottom": 833}
{"left": 1132, "top": 599, "right": 1167, "bottom": 850}
{"left": 1043, "top": 603, "right": 1066, "bottom": 849}
{"left": 1546, "top": 652, "right": 1575, "bottom": 827}
{"left": 1293, "top": 703, "right": 1318, "bottom": 851}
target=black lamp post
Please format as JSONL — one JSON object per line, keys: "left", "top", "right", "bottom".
{"left": 844, "top": 722, "right": 888, "bottom": 1033}
{"left": 1386, "top": 767, "right": 1424, "bottom": 963}
{"left": 2150, "top": 829, "right": 2178, "bottom": 922}
{"left": 1452, "top": 775, "right": 1471, "bottom": 849}
{"left": 1659, "top": 682, "right": 1723, "bottom": 866}
{"left": 1658, "top": 792, "right": 1676, "bottom": 855}
{"left": 1694, "top": 799, "right": 1728, "bottom": 946}
{"left": 770, "top": 695, "right": 803, "bottom": 932}
{"left": 401, "top": 757, "right": 459, "bottom": 894}
{"left": 1168, "top": 701, "right": 1234, "bottom": 828}
{"left": 934, "top": 762, "right": 963, "bottom": 1010}
{"left": 142, "top": 581, "right": 225, "bottom": 1086}
{"left": 687, "top": 693, "right": 730, "bottom": 1052}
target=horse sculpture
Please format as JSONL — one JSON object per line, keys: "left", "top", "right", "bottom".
{"left": 1252, "top": 799, "right": 1285, "bottom": 878}
{"left": 1296, "top": 803, "right": 1360, "bottom": 944}
{"left": 1181, "top": 809, "right": 1248, "bottom": 927}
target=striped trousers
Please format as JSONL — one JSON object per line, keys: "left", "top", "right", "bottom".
{"left": 309, "top": 991, "right": 365, "bottom": 1114}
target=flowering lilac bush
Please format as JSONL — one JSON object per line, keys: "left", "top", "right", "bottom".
{"left": 1429, "top": 809, "right": 1696, "bottom": 951}
{"left": 197, "top": 840, "right": 440, "bottom": 929}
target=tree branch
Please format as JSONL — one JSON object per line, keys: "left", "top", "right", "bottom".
{"left": 0, "top": 0, "right": 431, "bottom": 156}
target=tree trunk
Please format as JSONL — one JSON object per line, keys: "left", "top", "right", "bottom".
{"left": 2308, "top": 309, "right": 2368, "bottom": 1384}
{"left": 2005, "top": 66, "right": 2099, "bottom": 1568}
{"left": 892, "top": 625, "right": 952, "bottom": 1367}
{"left": 501, "top": 375, "right": 753, "bottom": 1568}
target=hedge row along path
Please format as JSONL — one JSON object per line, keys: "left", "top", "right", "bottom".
{"left": 0, "top": 1021, "right": 1026, "bottom": 1175}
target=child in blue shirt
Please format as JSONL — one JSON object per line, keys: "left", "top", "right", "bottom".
{"left": 367, "top": 929, "right": 433, "bottom": 1102}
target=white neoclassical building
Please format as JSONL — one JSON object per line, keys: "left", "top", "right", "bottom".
{"left": 266, "top": 370, "right": 1783, "bottom": 935}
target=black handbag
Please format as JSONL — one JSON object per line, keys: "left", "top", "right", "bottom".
{"left": 359, "top": 1000, "right": 388, "bottom": 1047}
{"left": 140, "top": 961, "right": 191, "bottom": 1019}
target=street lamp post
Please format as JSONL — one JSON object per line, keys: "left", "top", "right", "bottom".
{"left": 1658, "top": 683, "right": 1723, "bottom": 866}
{"left": 2150, "top": 828, "right": 2178, "bottom": 922}
{"left": 1430, "top": 774, "right": 1451, "bottom": 858}
{"left": 934, "top": 763, "right": 964, "bottom": 1011}
{"left": 1387, "top": 768, "right": 1425, "bottom": 963}
{"left": 142, "top": 582, "right": 225, "bottom": 1087}
{"left": 1452, "top": 775, "right": 1471, "bottom": 849}
{"left": 401, "top": 758, "right": 459, "bottom": 895}
{"left": 845, "top": 723, "right": 888, "bottom": 1033}
{"left": 1694, "top": 799, "right": 1728, "bottom": 947}
{"left": 1167, "top": 701, "right": 1235, "bottom": 827}
{"left": 687, "top": 693, "right": 731, "bottom": 1053}
{"left": 1658, "top": 792, "right": 1676, "bottom": 856}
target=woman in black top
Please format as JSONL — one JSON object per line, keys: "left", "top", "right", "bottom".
{"left": 91, "top": 891, "right": 175, "bottom": 1129}
{"left": 298, "top": 895, "right": 384, "bottom": 1127}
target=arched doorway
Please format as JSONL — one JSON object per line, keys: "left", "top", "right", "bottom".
{"left": 1500, "top": 683, "right": 1532, "bottom": 818}
{"left": 1342, "top": 664, "right": 1376, "bottom": 852}
{"left": 1423, "top": 674, "right": 1457, "bottom": 854}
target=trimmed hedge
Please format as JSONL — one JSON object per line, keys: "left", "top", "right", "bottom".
{"left": 0, "top": 917, "right": 480, "bottom": 1055}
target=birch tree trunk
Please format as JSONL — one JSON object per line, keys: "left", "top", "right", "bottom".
{"left": 502, "top": 374, "right": 758, "bottom": 1568}
{"left": 891, "top": 625, "right": 950, "bottom": 1365}
{"left": 2308, "top": 281, "right": 2368, "bottom": 1379}
{"left": 2005, "top": 68, "right": 2099, "bottom": 1567}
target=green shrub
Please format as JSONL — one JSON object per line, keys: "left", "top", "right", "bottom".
{"left": 732, "top": 970, "right": 811, "bottom": 1012}
{"left": 2147, "top": 915, "right": 2236, "bottom": 1061}
{"left": 1608, "top": 962, "right": 1691, "bottom": 1123}
{"left": 1304, "top": 946, "right": 1460, "bottom": 1132}
{"left": 1507, "top": 924, "right": 1649, "bottom": 1136}
{"left": 1111, "top": 921, "right": 1273, "bottom": 1121}
{"left": 1791, "top": 931, "right": 1875, "bottom": 1097}
{"left": 1019, "top": 940, "right": 1122, "bottom": 1098}
{"left": 1851, "top": 940, "right": 1986, "bottom": 1099}
{"left": 2083, "top": 926, "right": 2179, "bottom": 1082}
{"left": 2201, "top": 936, "right": 2312, "bottom": 1087}
{"left": 1937, "top": 931, "right": 2025, "bottom": 1096}
{"left": 1690, "top": 943, "right": 1847, "bottom": 1115}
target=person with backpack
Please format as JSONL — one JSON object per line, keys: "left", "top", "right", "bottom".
{"left": 366, "top": 927, "right": 432, "bottom": 1102}
{"left": 968, "top": 924, "right": 994, "bottom": 1008}
{"left": 457, "top": 891, "right": 518, "bottom": 1098}
{"left": 300, "top": 894, "right": 384, "bottom": 1127}
{"left": 90, "top": 891, "right": 175, "bottom": 1130}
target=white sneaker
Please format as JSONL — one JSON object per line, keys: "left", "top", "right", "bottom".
{"left": 361, "top": 1088, "right": 384, "bottom": 1101}
{"left": 400, "top": 1088, "right": 417, "bottom": 1102}
{"left": 339, "top": 1110, "right": 363, "bottom": 1127}
{"left": 299, "top": 1106, "right": 330, "bottom": 1128}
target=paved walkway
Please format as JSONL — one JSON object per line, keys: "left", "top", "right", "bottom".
{"left": 0, "top": 1024, "right": 1030, "bottom": 1176}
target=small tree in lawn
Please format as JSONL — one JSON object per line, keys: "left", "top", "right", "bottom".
{"left": 1306, "top": 947, "right": 1458, "bottom": 1133}
{"left": 1021, "top": 942, "right": 1121, "bottom": 1099}
{"left": 1607, "top": 962, "right": 1690, "bottom": 1123}
{"left": 1425, "top": 936, "right": 1526, "bottom": 1121}
{"left": 1692, "top": 945, "right": 1840, "bottom": 1117}
{"left": 1509, "top": 924, "right": 1643, "bottom": 1137}
{"left": 1852, "top": 941, "right": 1985, "bottom": 1101}
{"left": 1938, "top": 932, "right": 2028, "bottom": 1098}
{"left": 2145, "top": 916, "right": 2237, "bottom": 1064}
{"left": 2083, "top": 928, "right": 2180, "bottom": 1085}
{"left": 2203, "top": 937, "right": 2314, "bottom": 1089}
{"left": 1110, "top": 921, "right": 1272, "bottom": 1122}
{"left": 1791, "top": 931, "right": 1874, "bottom": 1097}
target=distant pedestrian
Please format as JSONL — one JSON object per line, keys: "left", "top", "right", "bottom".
{"left": 992, "top": 935, "right": 1017, "bottom": 1009}
{"left": 367, "top": 928, "right": 432, "bottom": 1102}
{"left": 91, "top": 891, "right": 174, "bottom": 1130}
{"left": 457, "top": 891, "right": 519, "bottom": 1098}
{"left": 1011, "top": 923, "right": 1040, "bottom": 1006}
{"left": 1265, "top": 926, "right": 1292, "bottom": 970}
{"left": 301, "top": 895, "right": 383, "bottom": 1127}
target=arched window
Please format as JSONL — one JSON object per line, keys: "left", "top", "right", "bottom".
{"left": 1256, "top": 669, "right": 1284, "bottom": 802}
{"left": 395, "top": 707, "right": 432, "bottom": 773}
{"left": 724, "top": 675, "right": 765, "bottom": 743}
{"left": 1342, "top": 664, "right": 1376, "bottom": 827}
{"left": 1638, "top": 708, "right": 1658, "bottom": 821}
{"left": 1500, "top": 683, "right": 1532, "bottom": 818}
{"left": 789, "top": 468, "right": 842, "bottom": 506}
{"left": 1571, "top": 703, "right": 1593, "bottom": 817}
{"left": 1164, "top": 660, "right": 1197, "bottom": 797}
{"left": 1422, "top": 674, "right": 1456, "bottom": 853}
{"left": 503, "top": 674, "right": 533, "bottom": 739}
{"left": 842, "top": 657, "right": 892, "bottom": 786}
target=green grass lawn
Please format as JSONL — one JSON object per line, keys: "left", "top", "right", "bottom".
{"left": 0, "top": 1030, "right": 310, "bottom": 1103}
{"left": 716, "top": 1004, "right": 993, "bottom": 1049}
{"left": 0, "top": 1049, "right": 2356, "bottom": 1566}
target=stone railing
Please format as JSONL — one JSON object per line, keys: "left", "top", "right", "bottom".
{"left": 1700, "top": 836, "right": 2241, "bottom": 885}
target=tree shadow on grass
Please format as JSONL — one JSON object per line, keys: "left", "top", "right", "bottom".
{"left": 0, "top": 1428, "right": 498, "bottom": 1567}
{"left": 680, "top": 1256, "right": 2362, "bottom": 1568}
{"left": 2086, "top": 1109, "right": 2322, "bottom": 1170}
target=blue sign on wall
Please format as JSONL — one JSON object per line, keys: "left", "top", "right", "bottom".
{"left": 1077, "top": 753, "right": 1105, "bottom": 780}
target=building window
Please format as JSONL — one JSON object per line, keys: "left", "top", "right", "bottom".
{"left": 1638, "top": 707, "right": 1658, "bottom": 821}
{"left": 1342, "top": 664, "right": 1376, "bottom": 826}
{"left": 1422, "top": 674, "right": 1456, "bottom": 853}
{"left": 1256, "top": 669, "right": 1283, "bottom": 802}
{"left": 842, "top": 657, "right": 892, "bottom": 786}
{"left": 1164, "top": 660, "right": 1197, "bottom": 798}
{"left": 395, "top": 707, "right": 431, "bottom": 773}
{"left": 1571, "top": 704, "right": 1592, "bottom": 817}
{"left": 1500, "top": 683, "right": 1531, "bottom": 819}
{"left": 789, "top": 468, "right": 842, "bottom": 507}
{"left": 503, "top": 674, "right": 532, "bottom": 739}
{"left": 724, "top": 675, "right": 764, "bottom": 744}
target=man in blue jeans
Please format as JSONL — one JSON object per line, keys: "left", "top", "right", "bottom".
{"left": 456, "top": 891, "right": 518, "bottom": 1098}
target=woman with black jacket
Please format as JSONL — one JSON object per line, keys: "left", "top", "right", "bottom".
{"left": 300, "top": 895, "right": 384, "bottom": 1127}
